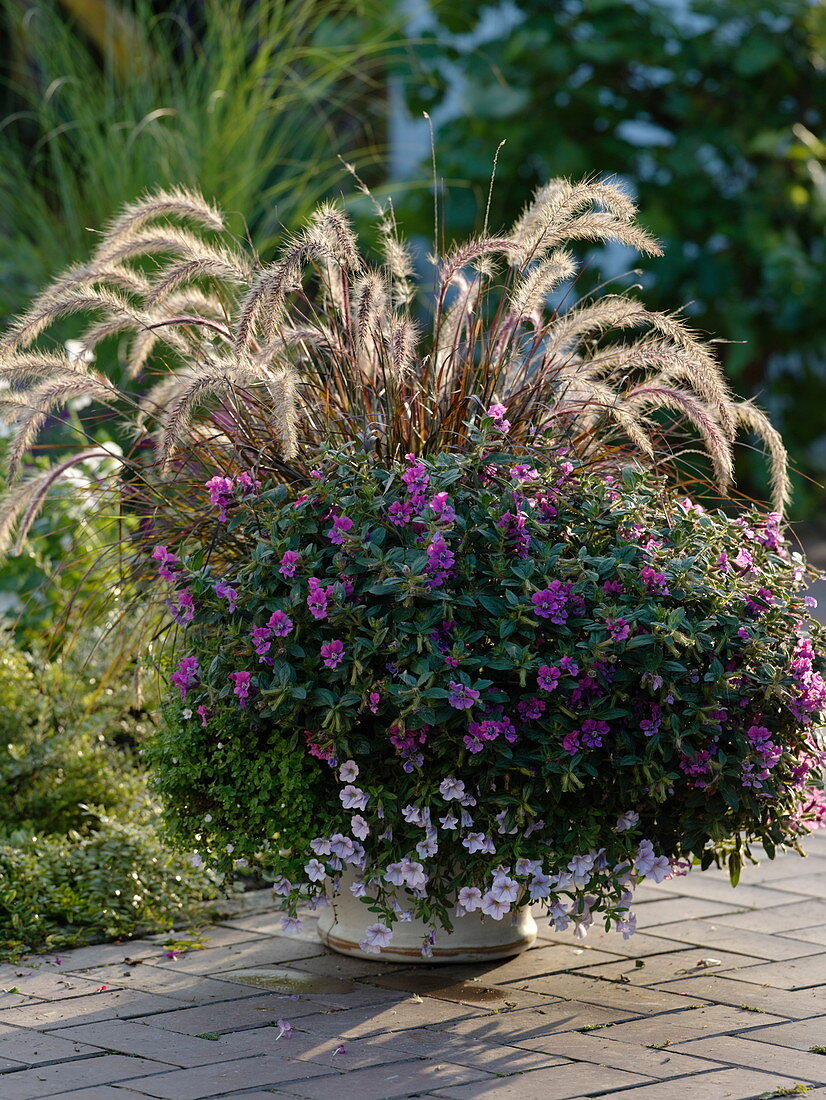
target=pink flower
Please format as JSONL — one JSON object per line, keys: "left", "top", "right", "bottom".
{"left": 429, "top": 492, "right": 457, "bottom": 524}
{"left": 321, "top": 639, "right": 345, "bottom": 668}
{"left": 307, "top": 577, "right": 330, "bottom": 620}
{"left": 368, "top": 691, "right": 381, "bottom": 714}
{"left": 486, "top": 403, "right": 511, "bottom": 433}
{"left": 279, "top": 550, "right": 301, "bottom": 578}
{"left": 229, "top": 670, "right": 252, "bottom": 708}
{"left": 327, "top": 515, "right": 354, "bottom": 545}
{"left": 640, "top": 565, "right": 669, "bottom": 593}
{"left": 173, "top": 588, "right": 196, "bottom": 623}
{"left": 151, "top": 544, "right": 180, "bottom": 582}
{"left": 205, "top": 475, "right": 235, "bottom": 521}
{"left": 171, "top": 656, "right": 199, "bottom": 700}
{"left": 267, "top": 610, "right": 293, "bottom": 637}
{"left": 196, "top": 704, "right": 210, "bottom": 728}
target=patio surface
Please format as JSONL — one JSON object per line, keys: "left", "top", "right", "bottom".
{"left": 0, "top": 832, "right": 825, "bottom": 1099}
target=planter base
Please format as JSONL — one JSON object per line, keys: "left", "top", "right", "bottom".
{"left": 316, "top": 893, "right": 537, "bottom": 964}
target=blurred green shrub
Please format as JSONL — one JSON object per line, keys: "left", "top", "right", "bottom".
{"left": 0, "top": 0, "right": 392, "bottom": 321}
{"left": 0, "top": 630, "right": 217, "bottom": 960}
{"left": 405, "top": 0, "right": 826, "bottom": 517}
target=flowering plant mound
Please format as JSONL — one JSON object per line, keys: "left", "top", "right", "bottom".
{"left": 148, "top": 433, "right": 826, "bottom": 954}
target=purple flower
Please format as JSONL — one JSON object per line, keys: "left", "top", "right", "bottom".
{"left": 151, "top": 544, "right": 180, "bottom": 582}
{"left": 425, "top": 531, "right": 455, "bottom": 588}
{"left": 196, "top": 704, "right": 210, "bottom": 728}
{"left": 559, "top": 655, "right": 579, "bottom": 675}
{"left": 327, "top": 515, "right": 354, "bottom": 545}
{"left": 205, "top": 475, "right": 235, "bottom": 522}
{"left": 213, "top": 582, "right": 238, "bottom": 612}
{"left": 602, "top": 579, "right": 624, "bottom": 595}
{"left": 458, "top": 886, "right": 483, "bottom": 912}
{"left": 509, "top": 464, "right": 539, "bottom": 484}
{"left": 439, "top": 776, "right": 466, "bottom": 801}
{"left": 447, "top": 681, "right": 480, "bottom": 710}
{"left": 321, "top": 639, "right": 345, "bottom": 669}
{"left": 368, "top": 691, "right": 381, "bottom": 714}
{"left": 229, "top": 670, "right": 252, "bottom": 708}
{"left": 429, "top": 492, "right": 457, "bottom": 524}
{"left": 388, "top": 500, "right": 414, "bottom": 526}
{"left": 359, "top": 922, "right": 393, "bottom": 953}
{"left": 537, "top": 664, "right": 561, "bottom": 692}
{"left": 267, "top": 610, "right": 293, "bottom": 637}
{"left": 171, "top": 656, "right": 199, "bottom": 700}
{"left": 339, "top": 784, "right": 368, "bottom": 810}
{"left": 174, "top": 588, "right": 196, "bottom": 623}
{"left": 531, "top": 581, "right": 571, "bottom": 624}
{"left": 251, "top": 626, "right": 272, "bottom": 661}
{"left": 401, "top": 454, "right": 430, "bottom": 507}
{"left": 640, "top": 565, "right": 669, "bottom": 594}
{"left": 279, "top": 551, "right": 301, "bottom": 578}
{"left": 235, "top": 470, "right": 261, "bottom": 496}
{"left": 498, "top": 510, "right": 530, "bottom": 558}
{"left": 606, "top": 617, "right": 631, "bottom": 641}
{"left": 307, "top": 577, "right": 329, "bottom": 620}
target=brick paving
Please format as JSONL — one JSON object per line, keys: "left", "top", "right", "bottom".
{"left": 0, "top": 832, "right": 823, "bottom": 1098}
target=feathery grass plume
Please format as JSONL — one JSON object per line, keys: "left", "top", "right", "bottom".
{"left": 0, "top": 450, "right": 121, "bottom": 556}
{"left": 732, "top": 401, "right": 792, "bottom": 515}
{"left": 0, "top": 350, "right": 91, "bottom": 387}
{"left": 1, "top": 373, "right": 120, "bottom": 480}
{"left": 627, "top": 384, "right": 734, "bottom": 493}
{"left": 265, "top": 366, "right": 301, "bottom": 459}
{"left": 101, "top": 187, "right": 226, "bottom": 244}
{"left": 508, "top": 250, "right": 577, "bottom": 320}
{"left": 93, "top": 227, "right": 249, "bottom": 282}
{"left": 1, "top": 288, "right": 142, "bottom": 354}
{"left": 154, "top": 358, "right": 263, "bottom": 473}
{"left": 0, "top": 177, "right": 792, "bottom": 555}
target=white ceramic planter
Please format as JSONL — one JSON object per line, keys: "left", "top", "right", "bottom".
{"left": 316, "top": 871, "right": 537, "bottom": 964}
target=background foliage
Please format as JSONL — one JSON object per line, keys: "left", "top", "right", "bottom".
{"left": 404, "top": 0, "right": 826, "bottom": 517}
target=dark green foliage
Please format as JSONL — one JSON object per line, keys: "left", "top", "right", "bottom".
{"left": 405, "top": 0, "right": 826, "bottom": 515}
{"left": 151, "top": 435, "right": 825, "bottom": 934}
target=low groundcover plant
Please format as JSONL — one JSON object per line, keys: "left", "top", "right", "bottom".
{"left": 148, "top": 434, "right": 826, "bottom": 955}
{"left": 1, "top": 176, "right": 824, "bottom": 956}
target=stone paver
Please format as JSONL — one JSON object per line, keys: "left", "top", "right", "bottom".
{"left": 0, "top": 832, "right": 823, "bottom": 1098}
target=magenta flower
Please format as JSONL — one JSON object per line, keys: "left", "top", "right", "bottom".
{"left": 171, "top": 656, "right": 199, "bottom": 700}
{"left": 174, "top": 588, "right": 196, "bottom": 623}
{"left": 250, "top": 626, "right": 272, "bottom": 661}
{"left": 151, "top": 544, "right": 180, "bottom": 582}
{"left": 602, "top": 579, "right": 624, "bottom": 595}
{"left": 235, "top": 470, "right": 261, "bottom": 496}
{"left": 447, "top": 681, "right": 480, "bottom": 710}
{"left": 196, "top": 704, "right": 210, "bottom": 728}
{"left": 307, "top": 577, "right": 329, "bottom": 620}
{"left": 429, "top": 492, "right": 457, "bottom": 524}
{"left": 537, "top": 664, "right": 561, "bottom": 692}
{"left": 606, "top": 617, "right": 631, "bottom": 641}
{"left": 321, "top": 639, "right": 345, "bottom": 668}
{"left": 213, "top": 582, "right": 238, "bottom": 612}
{"left": 640, "top": 565, "right": 669, "bottom": 593}
{"left": 401, "top": 453, "right": 430, "bottom": 507}
{"left": 267, "top": 610, "right": 293, "bottom": 637}
{"left": 279, "top": 550, "right": 301, "bottom": 577}
{"left": 205, "top": 475, "right": 235, "bottom": 521}
{"left": 368, "top": 691, "right": 381, "bottom": 714}
{"left": 327, "top": 515, "right": 354, "bottom": 545}
{"left": 229, "top": 670, "right": 252, "bottom": 708}
{"left": 388, "top": 500, "right": 413, "bottom": 526}
{"left": 425, "top": 531, "right": 455, "bottom": 588}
